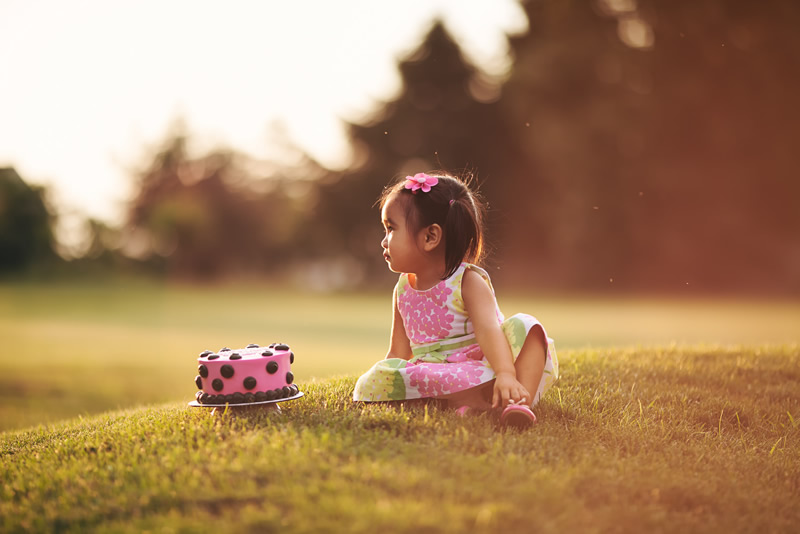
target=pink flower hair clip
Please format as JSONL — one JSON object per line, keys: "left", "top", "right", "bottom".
{"left": 404, "top": 173, "right": 438, "bottom": 194}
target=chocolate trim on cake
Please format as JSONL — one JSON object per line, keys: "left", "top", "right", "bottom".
{"left": 196, "top": 385, "right": 300, "bottom": 404}
{"left": 266, "top": 361, "right": 279, "bottom": 374}
{"left": 198, "top": 364, "right": 208, "bottom": 378}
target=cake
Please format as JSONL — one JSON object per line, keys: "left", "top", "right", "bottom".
{"left": 193, "top": 343, "right": 300, "bottom": 405}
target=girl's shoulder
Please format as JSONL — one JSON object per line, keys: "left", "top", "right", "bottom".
{"left": 460, "top": 263, "right": 495, "bottom": 292}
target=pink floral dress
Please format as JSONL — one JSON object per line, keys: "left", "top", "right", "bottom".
{"left": 353, "top": 263, "right": 558, "bottom": 405}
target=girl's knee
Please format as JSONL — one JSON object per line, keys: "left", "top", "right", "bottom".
{"left": 525, "top": 325, "right": 546, "bottom": 352}
{"left": 517, "top": 324, "right": 547, "bottom": 369}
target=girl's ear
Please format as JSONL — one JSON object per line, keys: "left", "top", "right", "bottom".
{"left": 421, "top": 224, "right": 443, "bottom": 252}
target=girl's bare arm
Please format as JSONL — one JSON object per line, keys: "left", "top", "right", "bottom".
{"left": 462, "top": 268, "right": 530, "bottom": 407}
{"left": 386, "top": 285, "right": 413, "bottom": 360}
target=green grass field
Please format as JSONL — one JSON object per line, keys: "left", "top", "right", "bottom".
{"left": 1, "top": 282, "right": 799, "bottom": 532}
{"left": 2, "top": 347, "right": 798, "bottom": 532}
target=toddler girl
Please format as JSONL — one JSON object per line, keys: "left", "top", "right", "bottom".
{"left": 353, "top": 171, "right": 559, "bottom": 427}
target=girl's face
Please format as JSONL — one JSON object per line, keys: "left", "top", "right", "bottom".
{"left": 380, "top": 194, "right": 423, "bottom": 274}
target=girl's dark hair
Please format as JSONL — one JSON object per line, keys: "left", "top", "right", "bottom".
{"left": 378, "top": 171, "right": 487, "bottom": 279}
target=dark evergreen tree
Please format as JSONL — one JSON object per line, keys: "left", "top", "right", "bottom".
{"left": 499, "top": 0, "right": 649, "bottom": 289}
{"left": 499, "top": 0, "right": 800, "bottom": 293}
{"left": 633, "top": 0, "right": 800, "bottom": 293}
{"left": 308, "top": 22, "right": 520, "bottom": 282}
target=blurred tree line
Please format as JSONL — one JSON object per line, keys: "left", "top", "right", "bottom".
{"left": 3, "top": 0, "right": 798, "bottom": 294}
{"left": 124, "top": 134, "right": 325, "bottom": 280}
{"left": 0, "top": 168, "right": 56, "bottom": 273}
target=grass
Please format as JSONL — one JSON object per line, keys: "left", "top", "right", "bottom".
{"left": 2, "top": 280, "right": 798, "bottom": 432}
{"left": 2, "top": 345, "right": 798, "bottom": 533}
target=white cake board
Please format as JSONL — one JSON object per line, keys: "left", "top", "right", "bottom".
{"left": 188, "top": 391, "right": 304, "bottom": 409}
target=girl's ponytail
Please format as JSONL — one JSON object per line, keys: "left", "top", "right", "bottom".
{"left": 443, "top": 190, "right": 484, "bottom": 279}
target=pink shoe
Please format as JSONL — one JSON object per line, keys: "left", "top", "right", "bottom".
{"left": 500, "top": 404, "right": 536, "bottom": 428}
{"left": 455, "top": 405, "right": 473, "bottom": 417}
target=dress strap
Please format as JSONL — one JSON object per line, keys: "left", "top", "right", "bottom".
{"left": 463, "top": 263, "right": 495, "bottom": 294}
{"left": 396, "top": 272, "right": 410, "bottom": 292}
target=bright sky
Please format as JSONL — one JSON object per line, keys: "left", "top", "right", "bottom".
{"left": 0, "top": 0, "right": 526, "bottom": 242}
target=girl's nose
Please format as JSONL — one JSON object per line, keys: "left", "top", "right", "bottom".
{"left": 381, "top": 235, "right": 388, "bottom": 249}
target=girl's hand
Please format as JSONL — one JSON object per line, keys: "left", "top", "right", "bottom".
{"left": 492, "top": 372, "right": 531, "bottom": 408}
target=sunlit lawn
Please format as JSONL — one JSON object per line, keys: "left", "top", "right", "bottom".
{"left": 2, "top": 347, "right": 798, "bottom": 532}
{"left": 1, "top": 280, "right": 798, "bottom": 432}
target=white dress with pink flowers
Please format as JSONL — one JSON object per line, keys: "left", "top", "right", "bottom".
{"left": 353, "top": 263, "right": 559, "bottom": 405}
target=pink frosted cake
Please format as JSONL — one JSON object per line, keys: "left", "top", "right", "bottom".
{"left": 193, "top": 343, "right": 299, "bottom": 405}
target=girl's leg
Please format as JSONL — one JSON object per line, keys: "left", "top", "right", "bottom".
{"left": 444, "top": 382, "right": 493, "bottom": 411}
{"left": 514, "top": 325, "right": 547, "bottom": 408}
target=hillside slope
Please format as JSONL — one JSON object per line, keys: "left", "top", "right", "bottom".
{"left": 2, "top": 346, "right": 799, "bottom": 533}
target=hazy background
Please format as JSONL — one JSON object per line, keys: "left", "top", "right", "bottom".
{"left": 1, "top": 0, "right": 523, "bottom": 262}
{"left": 3, "top": 0, "right": 798, "bottom": 294}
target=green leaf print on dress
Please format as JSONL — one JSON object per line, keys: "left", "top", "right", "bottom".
{"left": 501, "top": 315, "right": 530, "bottom": 358}
{"left": 355, "top": 358, "right": 407, "bottom": 400}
